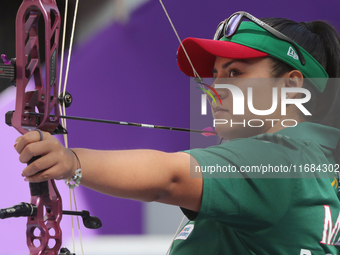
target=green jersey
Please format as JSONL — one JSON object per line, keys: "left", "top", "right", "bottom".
{"left": 170, "top": 122, "right": 340, "bottom": 255}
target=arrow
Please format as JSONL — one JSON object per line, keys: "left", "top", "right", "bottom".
{"left": 22, "top": 112, "right": 217, "bottom": 136}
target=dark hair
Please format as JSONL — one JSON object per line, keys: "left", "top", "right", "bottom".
{"left": 260, "top": 17, "right": 340, "bottom": 164}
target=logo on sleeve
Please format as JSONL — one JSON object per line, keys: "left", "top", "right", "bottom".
{"left": 175, "top": 224, "right": 194, "bottom": 240}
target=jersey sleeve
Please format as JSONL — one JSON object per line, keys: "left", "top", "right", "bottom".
{"left": 186, "top": 136, "right": 298, "bottom": 236}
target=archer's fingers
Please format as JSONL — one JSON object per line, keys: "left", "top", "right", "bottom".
{"left": 23, "top": 164, "right": 65, "bottom": 183}
{"left": 15, "top": 130, "right": 52, "bottom": 154}
{"left": 22, "top": 149, "right": 73, "bottom": 182}
{"left": 19, "top": 138, "right": 63, "bottom": 164}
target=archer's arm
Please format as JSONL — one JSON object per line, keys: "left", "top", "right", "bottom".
{"left": 15, "top": 131, "right": 203, "bottom": 212}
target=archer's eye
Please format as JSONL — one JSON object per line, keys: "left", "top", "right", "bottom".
{"left": 228, "top": 69, "right": 242, "bottom": 78}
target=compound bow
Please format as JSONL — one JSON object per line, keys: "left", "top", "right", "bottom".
{"left": 0, "top": 1, "right": 101, "bottom": 254}
{"left": 0, "top": 0, "right": 216, "bottom": 254}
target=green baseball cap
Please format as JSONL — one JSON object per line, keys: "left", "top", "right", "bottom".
{"left": 177, "top": 21, "right": 329, "bottom": 92}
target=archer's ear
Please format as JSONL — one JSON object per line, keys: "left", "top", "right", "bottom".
{"left": 281, "top": 70, "right": 304, "bottom": 99}
{"left": 283, "top": 70, "right": 304, "bottom": 89}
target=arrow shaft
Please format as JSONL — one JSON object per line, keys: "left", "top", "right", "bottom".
{"left": 26, "top": 112, "right": 217, "bottom": 135}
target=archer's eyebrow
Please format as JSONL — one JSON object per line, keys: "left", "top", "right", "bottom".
{"left": 212, "top": 59, "right": 251, "bottom": 74}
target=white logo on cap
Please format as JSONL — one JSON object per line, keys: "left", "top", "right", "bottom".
{"left": 287, "top": 47, "right": 299, "bottom": 60}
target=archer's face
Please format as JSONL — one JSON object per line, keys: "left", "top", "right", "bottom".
{"left": 211, "top": 57, "right": 286, "bottom": 140}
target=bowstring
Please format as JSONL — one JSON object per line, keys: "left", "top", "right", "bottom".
{"left": 58, "top": 0, "right": 84, "bottom": 254}
{"left": 158, "top": 0, "right": 213, "bottom": 109}
{"left": 159, "top": 1, "right": 214, "bottom": 254}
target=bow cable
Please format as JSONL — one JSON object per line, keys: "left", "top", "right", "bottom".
{"left": 58, "top": 0, "right": 84, "bottom": 254}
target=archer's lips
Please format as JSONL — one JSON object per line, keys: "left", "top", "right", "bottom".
{"left": 213, "top": 106, "right": 229, "bottom": 113}
{"left": 213, "top": 106, "right": 229, "bottom": 118}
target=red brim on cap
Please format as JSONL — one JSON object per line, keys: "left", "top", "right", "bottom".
{"left": 177, "top": 37, "right": 269, "bottom": 77}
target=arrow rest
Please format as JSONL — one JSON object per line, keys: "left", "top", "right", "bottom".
{"left": 5, "top": 110, "right": 68, "bottom": 135}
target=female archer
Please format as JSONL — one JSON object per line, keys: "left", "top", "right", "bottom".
{"left": 14, "top": 12, "right": 340, "bottom": 254}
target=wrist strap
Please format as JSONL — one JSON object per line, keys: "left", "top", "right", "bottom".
{"left": 65, "top": 149, "right": 82, "bottom": 189}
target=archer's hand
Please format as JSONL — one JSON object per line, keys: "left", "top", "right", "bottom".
{"left": 14, "top": 130, "right": 76, "bottom": 183}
